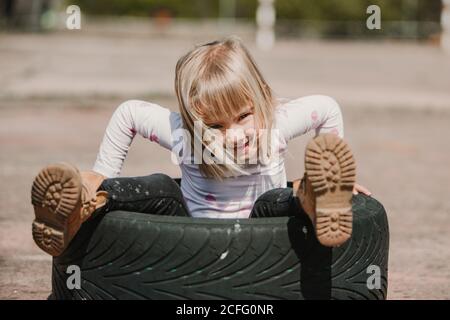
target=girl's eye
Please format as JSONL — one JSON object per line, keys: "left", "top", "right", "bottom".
{"left": 209, "top": 124, "right": 223, "bottom": 130}
{"left": 239, "top": 113, "right": 251, "bottom": 121}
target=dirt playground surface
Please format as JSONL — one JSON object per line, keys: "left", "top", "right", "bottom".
{"left": 0, "top": 98, "right": 449, "bottom": 300}
{"left": 1, "top": 27, "right": 449, "bottom": 299}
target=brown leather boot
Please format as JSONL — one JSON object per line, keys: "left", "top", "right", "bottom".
{"left": 294, "top": 133, "right": 356, "bottom": 247}
{"left": 293, "top": 173, "right": 316, "bottom": 224}
{"left": 31, "top": 163, "right": 108, "bottom": 256}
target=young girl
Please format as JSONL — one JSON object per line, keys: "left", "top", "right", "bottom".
{"left": 31, "top": 36, "right": 371, "bottom": 257}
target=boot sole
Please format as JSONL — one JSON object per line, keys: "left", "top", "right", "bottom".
{"left": 31, "top": 163, "right": 81, "bottom": 256}
{"left": 305, "top": 134, "right": 356, "bottom": 247}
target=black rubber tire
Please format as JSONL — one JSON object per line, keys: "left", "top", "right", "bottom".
{"left": 51, "top": 194, "right": 389, "bottom": 300}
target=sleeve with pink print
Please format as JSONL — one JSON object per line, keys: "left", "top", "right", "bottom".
{"left": 274, "top": 95, "right": 344, "bottom": 142}
{"left": 92, "top": 100, "right": 182, "bottom": 178}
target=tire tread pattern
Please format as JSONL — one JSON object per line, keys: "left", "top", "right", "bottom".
{"left": 52, "top": 194, "right": 389, "bottom": 300}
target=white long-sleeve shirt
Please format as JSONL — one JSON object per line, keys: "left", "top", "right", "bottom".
{"left": 93, "top": 95, "right": 344, "bottom": 218}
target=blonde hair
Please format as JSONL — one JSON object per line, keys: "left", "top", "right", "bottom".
{"left": 175, "top": 36, "right": 275, "bottom": 180}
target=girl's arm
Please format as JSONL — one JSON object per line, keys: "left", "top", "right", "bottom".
{"left": 276, "top": 95, "right": 372, "bottom": 196}
{"left": 275, "top": 95, "right": 344, "bottom": 141}
{"left": 92, "top": 100, "right": 181, "bottom": 178}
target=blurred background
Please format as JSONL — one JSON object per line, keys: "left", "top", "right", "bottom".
{"left": 0, "top": 0, "right": 444, "bottom": 38}
{"left": 0, "top": 0, "right": 449, "bottom": 300}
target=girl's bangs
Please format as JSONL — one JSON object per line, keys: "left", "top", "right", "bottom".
{"left": 190, "top": 73, "right": 253, "bottom": 123}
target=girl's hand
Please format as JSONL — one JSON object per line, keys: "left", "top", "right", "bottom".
{"left": 353, "top": 183, "right": 372, "bottom": 196}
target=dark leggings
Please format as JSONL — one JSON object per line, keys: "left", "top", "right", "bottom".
{"left": 96, "top": 173, "right": 306, "bottom": 218}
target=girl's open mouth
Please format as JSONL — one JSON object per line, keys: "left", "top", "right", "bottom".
{"left": 243, "top": 140, "right": 250, "bottom": 153}
{"left": 235, "top": 139, "right": 250, "bottom": 153}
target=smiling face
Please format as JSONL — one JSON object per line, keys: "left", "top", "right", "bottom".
{"left": 175, "top": 36, "right": 275, "bottom": 179}
{"left": 200, "top": 103, "right": 260, "bottom": 163}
